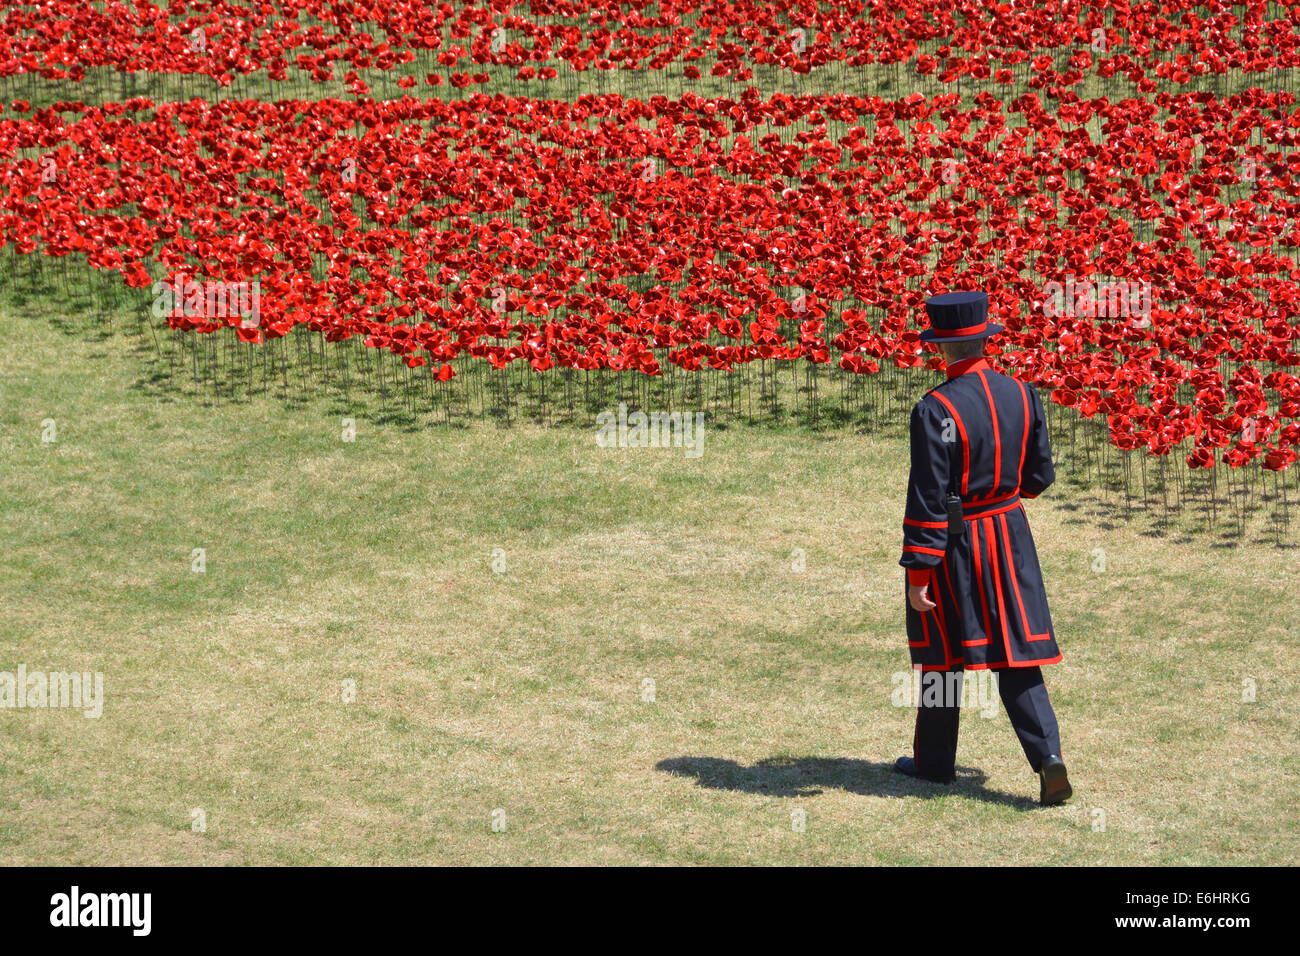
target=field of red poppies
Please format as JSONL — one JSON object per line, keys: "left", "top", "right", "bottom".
{"left": 4, "top": 2, "right": 1300, "bottom": 872}
{"left": 3, "top": 0, "right": 1298, "bottom": 88}
{"left": 1, "top": 2, "right": 1298, "bottom": 526}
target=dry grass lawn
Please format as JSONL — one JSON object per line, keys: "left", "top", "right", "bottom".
{"left": 1, "top": 310, "right": 1297, "bottom": 865}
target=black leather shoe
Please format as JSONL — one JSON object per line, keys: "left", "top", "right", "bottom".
{"left": 895, "top": 756, "right": 953, "bottom": 784}
{"left": 1039, "top": 755, "right": 1072, "bottom": 805}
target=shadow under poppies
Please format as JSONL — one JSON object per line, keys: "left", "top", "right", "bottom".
{"left": 656, "top": 755, "right": 1039, "bottom": 809}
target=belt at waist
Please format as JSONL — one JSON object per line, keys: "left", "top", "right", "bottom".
{"left": 961, "top": 491, "right": 1021, "bottom": 520}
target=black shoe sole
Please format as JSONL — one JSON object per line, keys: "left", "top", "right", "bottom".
{"left": 1039, "top": 761, "right": 1072, "bottom": 805}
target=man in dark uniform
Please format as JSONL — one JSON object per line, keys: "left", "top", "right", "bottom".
{"left": 894, "top": 290, "right": 1072, "bottom": 806}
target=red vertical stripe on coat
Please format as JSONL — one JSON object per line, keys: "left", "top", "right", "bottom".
{"left": 985, "top": 514, "right": 1015, "bottom": 664}
{"left": 965, "top": 518, "right": 992, "bottom": 647}
{"left": 975, "top": 370, "right": 1002, "bottom": 502}
{"left": 1000, "top": 510, "right": 1053, "bottom": 642}
{"left": 931, "top": 390, "right": 969, "bottom": 496}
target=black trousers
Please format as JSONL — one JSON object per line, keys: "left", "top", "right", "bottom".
{"left": 911, "top": 666, "right": 1062, "bottom": 782}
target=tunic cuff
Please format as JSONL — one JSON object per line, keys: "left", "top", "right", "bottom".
{"left": 907, "top": 568, "right": 930, "bottom": 588}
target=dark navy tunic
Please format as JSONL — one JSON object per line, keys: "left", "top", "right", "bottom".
{"left": 899, "top": 356, "right": 1062, "bottom": 671}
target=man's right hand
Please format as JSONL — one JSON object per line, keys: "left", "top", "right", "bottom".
{"left": 908, "top": 584, "right": 937, "bottom": 613}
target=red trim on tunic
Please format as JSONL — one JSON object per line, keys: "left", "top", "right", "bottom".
{"left": 930, "top": 566, "right": 950, "bottom": 642}
{"left": 974, "top": 370, "right": 1002, "bottom": 502}
{"left": 920, "top": 567, "right": 951, "bottom": 659}
{"left": 971, "top": 488, "right": 1021, "bottom": 506}
{"left": 962, "top": 495, "right": 1022, "bottom": 521}
{"left": 930, "top": 390, "right": 969, "bottom": 495}
{"left": 904, "top": 545, "right": 946, "bottom": 556}
{"left": 985, "top": 514, "right": 1016, "bottom": 664}
{"left": 944, "top": 355, "right": 992, "bottom": 378}
{"left": 1000, "top": 510, "right": 1053, "bottom": 642}
{"left": 938, "top": 654, "right": 1062, "bottom": 671}
{"left": 904, "top": 517, "right": 947, "bottom": 529}
{"left": 965, "top": 519, "right": 992, "bottom": 647}
{"left": 907, "top": 566, "right": 961, "bottom": 667}
{"left": 937, "top": 559, "right": 962, "bottom": 667}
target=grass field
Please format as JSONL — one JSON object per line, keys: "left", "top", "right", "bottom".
{"left": 1, "top": 302, "right": 1296, "bottom": 866}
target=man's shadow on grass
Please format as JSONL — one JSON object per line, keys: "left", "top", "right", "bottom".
{"left": 656, "top": 756, "right": 1039, "bottom": 809}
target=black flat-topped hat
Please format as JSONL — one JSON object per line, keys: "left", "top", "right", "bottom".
{"left": 920, "top": 290, "right": 1003, "bottom": 342}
